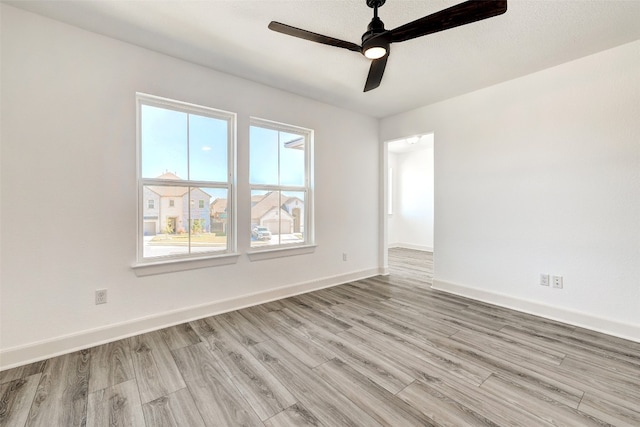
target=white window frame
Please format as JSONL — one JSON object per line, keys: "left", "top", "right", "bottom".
{"left": 134, "top": 93, "right": 237, "bottom": 269}
{"left": 248, "top": 117, "right": 314, "bottom": 254}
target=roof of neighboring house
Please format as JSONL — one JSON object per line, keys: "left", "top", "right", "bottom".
{"left": 251, "top": 194, "right": 265, "bottom": 205}
{"left": 210, "top": 198, "right": 227, "bottom": 214}
{"left": 283, "top": 196, "right": 303, "bottom": 205}
{"left": 157, "top": 172, "right": 182, "bottom": 180}
{"left": 250, "top": 191, "right": 299, "bottom": 221}
{"left": 283, "top": 137, "right": 304, "bottom": 150}
{"left": 147, "top": 186, "right": 189, "bottom": 197}
{"left": 213, "top": 192, "right": 298, "bottom": 221}
{"left": 251, "top": 192, "right": 280, "bottom": 220}
{"left": 147, "top": 172, "right": 211, "bottom": 198}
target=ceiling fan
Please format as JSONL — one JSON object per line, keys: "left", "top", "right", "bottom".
{"left": 268, "top": 0, "right": 507, "bottom": 92}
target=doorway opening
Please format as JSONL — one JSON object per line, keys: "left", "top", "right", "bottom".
{"left": 383, "top": 133, "right": 434, "bottom": 278}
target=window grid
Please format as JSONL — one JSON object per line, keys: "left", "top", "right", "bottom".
{"left": 249, "top": 118, "right": 313, "bottom": 249}
{"left": 137, "top": 93, "right": 235, "bottom": 263}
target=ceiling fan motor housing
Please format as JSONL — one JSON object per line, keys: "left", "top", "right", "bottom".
{"left": 362, "top": 16, "right": 386, "bottom": 41}
{"left": 362, "top": 16, "right": 390, "bottom": 58}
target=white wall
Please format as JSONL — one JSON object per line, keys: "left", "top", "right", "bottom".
{"left": 0, "top": 5, "right": 380, "bottom": 368}
{"left": 387, "top": 152, "right": 398, "bottom": 246}
{"left": 388, "top": 146, "right": 434, "bottom": 251}
{"left": 381, "top": 40, "right": 640, "bottom": 341}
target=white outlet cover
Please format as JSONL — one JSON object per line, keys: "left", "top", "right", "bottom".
{"left": 540, "top": 274, "right": 550, "bottom": 286}
{"left": 95, "top": 289, "right": 108, "bottom": 304}
{"left": 552, "top": 276, "right": 563, "bottom": 289}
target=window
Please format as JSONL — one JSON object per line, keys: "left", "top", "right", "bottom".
{"left": 137, "top": 93, "right": 235, "bottom": 262}
{"left": 249, "top": 118, "right": 312, "bottom": 249}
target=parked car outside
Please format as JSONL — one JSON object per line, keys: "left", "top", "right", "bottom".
{"left": 252, "top": 226, "right": 272, "bottom": 240}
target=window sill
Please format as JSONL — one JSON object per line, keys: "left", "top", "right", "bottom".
{"left": 132, "top": 252, "right": 241, "bottom": 277}
{"left": 247, "top": 244, "right": 317, "bottom": 262}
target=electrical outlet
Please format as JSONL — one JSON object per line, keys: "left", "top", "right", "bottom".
{"left": 342, "top": 253, "right": 347, "bottom": 261}
{"left": 552, "top": 276, "right": 563, "bottom": 289}
{"left": 95, "top": 289, "right": 108, "bottom": 305}
{"left": 540, "top": 274, "right": 550, "bottom": 287}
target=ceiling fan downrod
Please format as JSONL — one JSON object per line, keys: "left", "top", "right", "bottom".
{"left": 366, "top": 0, "right": 386, "bottom": 12}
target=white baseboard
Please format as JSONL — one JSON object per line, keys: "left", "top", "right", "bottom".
{"left": 389, "top": 243, "right": 433, "bottom": 252}
{"left": 0, "top": 268, "right": 383, "bottom": 371}
{"left": 432, "top": 279, "right": 640, "bottom": 343}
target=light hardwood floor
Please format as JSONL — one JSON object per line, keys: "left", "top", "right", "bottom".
{"left": 2, "top": 248, "right": 639, "bottom": 426}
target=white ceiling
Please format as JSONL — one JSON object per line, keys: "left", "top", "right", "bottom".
{"left": 7, "top": 0, "right": 640, "bottom": 118}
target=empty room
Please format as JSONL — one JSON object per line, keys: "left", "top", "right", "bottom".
{"left": 1, "top": 1, "right": 639, "bottom": 426}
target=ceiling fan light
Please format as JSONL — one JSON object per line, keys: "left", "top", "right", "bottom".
{"left": 364, "top": 46, "right": 387, "bottom": 59}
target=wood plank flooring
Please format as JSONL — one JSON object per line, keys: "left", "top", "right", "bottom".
{"left": 1, "top": 248, "right": 639, "bottom": 426}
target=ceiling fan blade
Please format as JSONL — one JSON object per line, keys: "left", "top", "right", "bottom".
{"left": 390, "top": 0, "right": 507, "bottom": 43}
{"left": 268, "top": 21, "right": 361, "bottom": 52}
{"left": 364, "top": 55, "right": 388, "bottom": 92}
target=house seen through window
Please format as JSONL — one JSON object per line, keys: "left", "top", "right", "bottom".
{"left": 137, "top": 93, "right": 234, "bottom": 262}
{"left": 249, "top": 118, "right": 312, "bottom": 248}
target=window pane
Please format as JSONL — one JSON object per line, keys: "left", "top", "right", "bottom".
{"left": 250, "top": 126, "right": 278, "bottom": 185}
{"left": 208, "top": 188, "right": 229, "bottom": 248}
{"left": 189, "top": 187, "right": 227, "bottom": 254}
{"left": 141, "top": 105, "right": 187, "bottom": 179}
{"left": 280, "top": 131, "right": 305, "bottom": 186}
{"left": 189, "top": 114, "right": 228, "bottom": 182}
{"left": 142, "top": 185, "right": 189, "bottom": 258}
{"left": 138, "top": 95, "right": 236, "bottom": 264}
{"left": 142, "top": 185, "right": 228, "bottom": 258}
{"left": 250, "top": 190, "right": 305, "bottom": 247}
{"left": 248, "top": 118, "right": 311, "bottom": 251}
{"left": 281, "top": 191, "right": 305, "bottom": 245}
{"left": 250, "top": 189, "right": 278, "bottom": 247}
